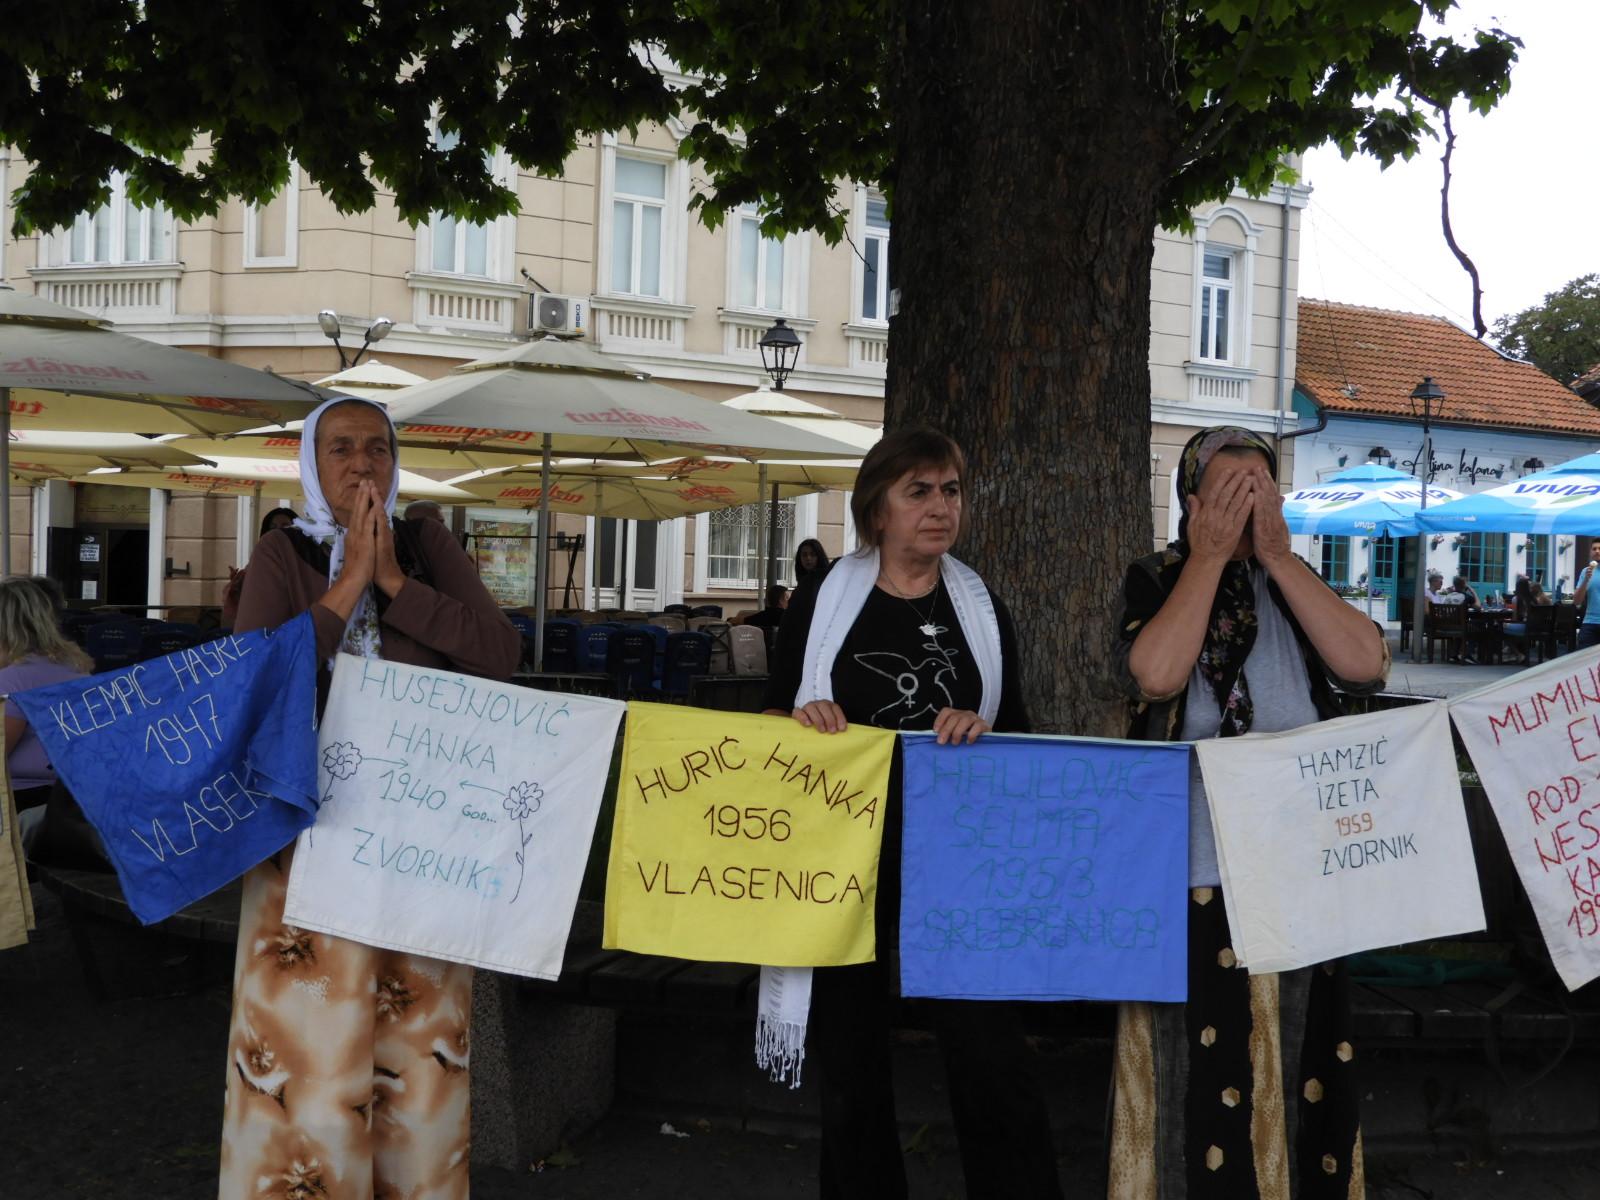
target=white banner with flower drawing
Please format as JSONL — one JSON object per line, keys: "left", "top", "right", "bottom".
{"left": 283, "top": 653, "right": 624, "bottom": 978}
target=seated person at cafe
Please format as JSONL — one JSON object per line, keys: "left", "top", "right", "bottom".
{"left": 0, "top": 577, "right": 94, "bottom": 851}
{"left": 1425, "top": 571, "right": 1450, "bottom": 603}
{"left": 742, "top": 584, "right": 788, "bottom": 630}
{"left": 1503, "top": 576, "right": 1556, "bottom": 664}
{"left": 1451, "top": 574, "right": 1480, "bottom": 608}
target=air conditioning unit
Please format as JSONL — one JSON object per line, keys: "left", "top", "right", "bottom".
{"left": 528, "top": 292, "right": 587, "bottom": 338}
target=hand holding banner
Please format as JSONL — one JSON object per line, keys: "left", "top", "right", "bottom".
{"left": 1450, "top": 647, "right": 1600, "bottom": 991}
{"left": 899, "top": 734, "right": 1190, "bottom": 1001}
{"left": 1196, "top": 702, "right": 1483, "bottom": 973}
{"left": 604, "top": 703, "right": 894, "bottom": 966}
{"left": 12, "top": 614, "right": 319, "bottom": 924}
{"left": 284, "top": 654, "right": 624, "bottom": 978}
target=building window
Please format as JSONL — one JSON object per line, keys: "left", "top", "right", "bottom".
{"left": 424, "top": 125, "right": 501, "bottom": 279}
{"left": 611, "top": 156, "right": 667, "bottom": 297}
{"left": 64, "top": 174, "right": 172, "bottom": 265}
{"left": 1320, "top": 536, "right": 1350, "bottom": 585}
{"left": 1374, "top": 535, "right": 1396, "bottom": 585}
{"left": 860, "top": 197, "right": 890, "bottom": 323}
{"left": 596, "top": 518, "right": 660, "bottom": 598}
{"left": 733, "top": 204, "right": 786, "bottom": 312}
{"left": 707, "top": 500, "right": 796, "bottom": 589}
{"left": 243, "top": 165, "right": 299, "bottom": 268}
{"left": 1197, "top": 249, "right": 1233, "bottom": 362}
{"left": 1458, "top": 533, "right": 1508, "bottom": 593}
{"left": 1523, "top": 537, "right": 1548, "bottom": 588}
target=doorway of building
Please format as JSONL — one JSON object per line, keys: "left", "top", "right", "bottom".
{"left": 65, "top": 525, "right": 149, "bottom": 607}
{"left": 1372, "top": 534, "right": 1419, "bottom": 621}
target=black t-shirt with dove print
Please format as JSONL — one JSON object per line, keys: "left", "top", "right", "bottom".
{"left": 763, "top": 564, "right": 1029, "bottom": 735}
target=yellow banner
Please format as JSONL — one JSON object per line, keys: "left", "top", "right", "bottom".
{"left": 604, "top": 703, "right": 895, "bottom": 966}
{"left": 0, "top": 762, "right": 35, "bottom": 950}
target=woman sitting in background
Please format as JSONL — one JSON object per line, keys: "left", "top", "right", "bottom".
{"left": 0, "top": 577, "right": 93, "bottom": 846}
{"left": 221, "top": 507, "right": 299, "bottom": 627}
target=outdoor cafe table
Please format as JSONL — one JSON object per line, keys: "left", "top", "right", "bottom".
{"left": 1467, "top": 606, "right": 1511, "bottom": 664}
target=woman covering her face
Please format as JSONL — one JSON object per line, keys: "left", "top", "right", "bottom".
{"left": 1109, "top": 426, "right": 1388, "bottom": 1200}
{"left": 218, "top": 397, "right": 520, "bottom": 1200}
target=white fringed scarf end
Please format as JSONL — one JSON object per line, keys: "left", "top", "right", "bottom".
{"left": 754, "top": 965, "right": 811, "bottom": 1088}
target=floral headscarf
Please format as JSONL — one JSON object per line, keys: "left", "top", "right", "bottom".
{"left": 1172, "top": 426, "right": 1279, "bottom": 736}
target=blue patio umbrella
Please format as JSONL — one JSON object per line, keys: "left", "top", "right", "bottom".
{"left": 1414, "top": 452, "right": 1600, "bottom": 533}
{"left": 1282, "top": 464, "right": 1464, "bottom": 537}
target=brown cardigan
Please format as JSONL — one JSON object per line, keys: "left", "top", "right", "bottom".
{"left": 235, "top": 520, "right": 522, "bottom": 681}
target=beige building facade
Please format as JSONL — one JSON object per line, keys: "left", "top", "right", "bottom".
{"left": 0, "top": 133, "right": 1304, "bottom": 616}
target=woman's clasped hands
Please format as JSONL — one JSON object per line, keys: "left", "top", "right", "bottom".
{"left": 340, "top": 480, "right": 406, "bottom": 597}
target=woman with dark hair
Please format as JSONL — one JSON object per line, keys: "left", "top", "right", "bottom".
{"left": 221, "top": 507, "right": 301, "bottom": 627}
{"left": 1110, "top": 427, "right": 1387, "bottom": 1199}
{"left": 763, "top": 427, "right": 1060, "bottom": 1200}
{"left": 218, "top": 397, "right": 519, "bottom": 1200}
{"left": 793, "top": 537, "right": 829, "bottom": 584}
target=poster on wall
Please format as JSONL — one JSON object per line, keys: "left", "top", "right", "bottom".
{"left": 469, "top": 520, "right": 533, "bottom": 607}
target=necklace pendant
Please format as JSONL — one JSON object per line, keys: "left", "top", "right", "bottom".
{"left": 919, "top": 622, "right": 938, "bottom": 637}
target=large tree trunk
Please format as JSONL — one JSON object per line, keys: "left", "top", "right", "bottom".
{"left": 885, "top": 0, "right": 1180, "bottom": 736}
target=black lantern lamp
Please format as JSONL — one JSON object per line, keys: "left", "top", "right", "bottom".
{"left": 1408, "top": 375, "right": 1446, "bottom": 420}
{"left": 758, "top": 318, "right": 802, "bottom": 391}
{"left": 1367, "top": 445, "right": 1392, "bottom": 465}
{"left": 1523, "top": 457, "right": 1546, "bottom": 474}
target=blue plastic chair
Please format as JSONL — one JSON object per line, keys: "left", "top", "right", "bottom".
{"left": 506, "top": 613, "right": 538, "bottom": 638}
{"left": 542, "top": 619, "right": 582, "bottom": 673}
{"left": 637, "top": 623, "right": 669, "bottom": 672}
{"left": 607, "top": 628, "right": 659, "bottom": 696}
{"left": 662, "top": 631, "right": 712, "bottom": 698}
{"left": 84, "top": 619, "right": 143, "bottom": 673}
{"left": 580, "top": 626, "right": 615, "bottom": 673}
{"left": 142, "top": 631, "right": 195, "bottom": 661}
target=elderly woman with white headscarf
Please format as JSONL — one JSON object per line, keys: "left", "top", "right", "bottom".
{"left": 219, "top": 396, "right": 520, "bottom": 1200}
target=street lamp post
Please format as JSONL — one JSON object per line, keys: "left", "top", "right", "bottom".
{"left": 318, "top": 310, "right": 394, "bottom": 370}
{"left": 1409, "top": 376, "right": 1446, "bottom": 664}
{"left": 756, "top": 318, "right": 803, "bottom": 593}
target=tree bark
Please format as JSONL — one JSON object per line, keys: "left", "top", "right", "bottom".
{"left": 884, "top": 0, "right": 1180, "bottom": 735}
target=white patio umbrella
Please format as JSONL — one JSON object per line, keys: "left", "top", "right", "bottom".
{"left": 0, "top": 286, "right": 323, "bottom": 571}
{"left": 313, "top": 360, "right": 428, "bottom": 403}
{"left": 71, "top": 456, "right": 474, "bottom": 503}
{"left": 384, "top": 337, "right": 868, "bottom": 662}
{"left": 720, "top": 386, "right": 878, "bottom": 589}
{"left": 5, "top": 431, "right": 216, "bottom": 481}
{"left": 454, "top": 467, "right": 819, "bottom": 520}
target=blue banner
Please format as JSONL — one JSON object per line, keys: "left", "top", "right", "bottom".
{"left": 899, "top": 734, "right": 1190, "bottom": 1002}
{"left": 15, "top": 614, "right": 319, "bottom": 924}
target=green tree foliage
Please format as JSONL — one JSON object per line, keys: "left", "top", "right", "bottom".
{"left": 0, "top": 2, "right": 1517, "bottom": 239}
{"left": 1491, "top": 275, "right": 1600, "bottom": 385}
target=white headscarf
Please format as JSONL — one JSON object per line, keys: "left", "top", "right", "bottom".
{"left": 295, "top": 396, "right": 400, "bottom": 662}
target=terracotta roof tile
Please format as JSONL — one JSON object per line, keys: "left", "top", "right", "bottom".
{"left": 1576, "top": 362, "right": 1600, "bottom": 394}
{"left": 1296, "top": 299, "right": 1600, "bottom": 438}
